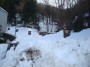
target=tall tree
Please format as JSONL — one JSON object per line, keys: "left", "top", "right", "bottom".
{"left": 23, "top": 0, "right": 38, "bottom": 25}
{"left": 42, "top": 0, "right": 50, "bottom": 32}
{"left": 0, "top": 0, "right": 17, "bottom": 23}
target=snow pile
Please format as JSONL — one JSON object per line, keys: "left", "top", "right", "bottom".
{"left": 0, "top": 27, "right": 90, "bottom": 67}
{"left": 0, "top": 44, "right": 8, "bottom": 60}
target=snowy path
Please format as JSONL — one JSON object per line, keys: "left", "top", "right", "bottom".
{"left": 0, "top": 27, "right": 90, "bottom": 67}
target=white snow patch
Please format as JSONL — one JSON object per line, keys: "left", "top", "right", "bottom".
{"left": 0, "top": 27, "right": 90, "bottom": 67}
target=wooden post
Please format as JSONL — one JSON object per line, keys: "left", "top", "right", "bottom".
{"left": 16, "top": 29, "right": 19, "bottom": 32}
{"left": 28, "top": 31, "right": 31, "bottom": 35}
{"left": 63, "top": 28, "right": 70, "bottom": 38}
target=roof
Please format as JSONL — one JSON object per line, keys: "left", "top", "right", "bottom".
{"left": 0, "top": 7, "right": 8, "bottom": 14}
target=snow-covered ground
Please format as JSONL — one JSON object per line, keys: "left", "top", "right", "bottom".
{"left": 0, "top": 26, "right": 90, "bottom": 67}
{"left": 39, "top": 21, "right": 58, "bottom": 33}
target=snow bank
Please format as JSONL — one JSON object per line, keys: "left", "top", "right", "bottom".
{"left": 0, "top": 27, "right": 90, "bottom": 67}
{"left": 0, "top": 44, "right": 8, "bottom": 60}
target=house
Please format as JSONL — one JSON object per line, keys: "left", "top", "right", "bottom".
{"left": 0, "top": 7, "right": 16, "bottom": 43}
{"left": 0, "top": 7, "right": 8, "bottom": 36}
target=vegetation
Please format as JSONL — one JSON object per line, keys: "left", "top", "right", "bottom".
{"left": 23, "top": 0, "right": 38, "bottom": 26}
{"left": 0, "top": 0, "right": 17, "bottom": 22}
{"left": 0, "top": 0, "right": 90, "bottom": 32}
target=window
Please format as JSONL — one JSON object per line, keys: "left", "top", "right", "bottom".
{"left": 0, "top": 25, "right": 2, "bottom": 31}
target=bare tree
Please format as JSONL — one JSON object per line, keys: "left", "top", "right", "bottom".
{"left": 42, "top": 0, "right": 50, "bottom": 33}
{"left": 54, "top": 0, "right": 66, "bottom": 30}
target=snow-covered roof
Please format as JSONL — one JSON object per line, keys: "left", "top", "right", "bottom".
{"left": 0, "top": 7, "right": 8, "bottom": 14}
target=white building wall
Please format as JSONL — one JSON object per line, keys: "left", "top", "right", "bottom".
{"left": 0, "top": 7, "right": 8, "bottom": 33}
